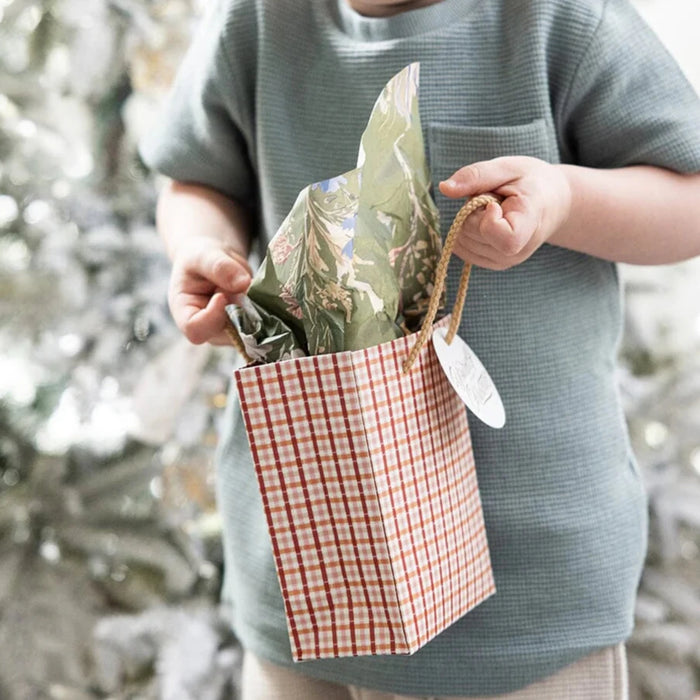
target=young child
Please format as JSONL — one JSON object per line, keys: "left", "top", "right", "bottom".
{"left": 140, "top": 0, "right": 700, "bottom": 697}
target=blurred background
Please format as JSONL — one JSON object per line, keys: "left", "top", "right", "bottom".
{"left": 0, "top": 0, "right": 698, "bottom": 698}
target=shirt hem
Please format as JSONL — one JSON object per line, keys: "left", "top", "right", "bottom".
{"left": 230, "top": 609, "right": 633, "bottom": 697}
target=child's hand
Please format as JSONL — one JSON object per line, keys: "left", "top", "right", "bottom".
{"left": 439, "top": 156, "right": 572, "bottom": 270}
{"left": 168, "top": 237, "right": 252, "bottom": 345}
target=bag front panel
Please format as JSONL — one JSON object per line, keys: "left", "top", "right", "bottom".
{"left": 235, "top": 352, "right": 407, "bottom": 660}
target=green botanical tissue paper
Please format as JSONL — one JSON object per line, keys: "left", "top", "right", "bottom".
{"left": 229, "top": 63, "right": 442, "bottom": 362}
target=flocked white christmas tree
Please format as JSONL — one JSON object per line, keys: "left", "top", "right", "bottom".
{"left": 0, "top": 0, "right": 698, "bottom": 698}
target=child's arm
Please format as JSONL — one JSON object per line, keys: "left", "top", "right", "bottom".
{"left": 156, "top": 180, "right": 253, "bottom": 345}
{"left": 439, "top": 157, "right": 700, "bottom": 268}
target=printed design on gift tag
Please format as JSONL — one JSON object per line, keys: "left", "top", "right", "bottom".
{"left": 432, "top": 327, "right": 506, "bottom": 429}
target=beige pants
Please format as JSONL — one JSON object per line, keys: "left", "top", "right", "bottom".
{"left": 241, "top": 643, "right": 628, "bottom": 700}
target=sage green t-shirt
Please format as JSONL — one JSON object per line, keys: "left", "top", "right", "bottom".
{"left": 140, "top": 0, "right": 700, "bottom": 694}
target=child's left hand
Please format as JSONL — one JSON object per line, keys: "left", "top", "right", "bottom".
{"left": 439, "top": 156, "right": 572, "bottom": 270}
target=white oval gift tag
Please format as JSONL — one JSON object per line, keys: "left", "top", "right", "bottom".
{"left": 432, "top": 326, "right": 506, "bottom": 429}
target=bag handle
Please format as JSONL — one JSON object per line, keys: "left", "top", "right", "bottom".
{"left": 225, "top": 313, "right": 253, "bottom": 364}
{"left": 402, "top": 193, "right": 498, "bottom": 372}
{"left": 225, "top": 193, "right": 499, "bottom": 369}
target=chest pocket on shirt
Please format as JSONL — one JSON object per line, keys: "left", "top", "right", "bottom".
{"left": 427, "top": 119, "right": 557, "bottom": 229}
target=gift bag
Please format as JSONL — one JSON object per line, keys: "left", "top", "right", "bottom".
{"left": 229, "top": 196, "right": 497, "bottom": 661}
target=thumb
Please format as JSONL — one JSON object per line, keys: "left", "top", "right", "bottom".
{"left": 198, "top": 248, "right": 252, "bottom": 294}
{"left": 439, "top": 158, "right": 519, "bottom": 199}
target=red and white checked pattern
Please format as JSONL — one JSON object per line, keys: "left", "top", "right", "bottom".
{"left": 234, "top": 317, "right": 495, "bottom": 661}
{"left": 355, "top": 327, "right": 495, "bottom": 652}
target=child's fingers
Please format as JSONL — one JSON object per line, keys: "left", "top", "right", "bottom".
{"left": 452, "top": 236, "right": 504, "bottom": 268}
{"left": 178, "top": 291, "right": 230, "bottom": 345}
{"left": 459, "top": 201, "right": 518, "bottom": 253}
{"left": 501, "top": 199, "right": 539, "bottom": 247}
{"left": 455, "top": 211, "right": 506, "bottom": 266}
{"left": 454, "top": 245, "right": 511, "bottom": 270}
{"left": 439, "top": 158, "right": 520, "bottom": 198}
{"left": 479, "top": 200, "right": 538, "bottom": 257}
{"left": 195, "top": 247, "right": 251, "bottom": 293}
{"left": 454, "top": 202, "right": 535, "bottom": 269}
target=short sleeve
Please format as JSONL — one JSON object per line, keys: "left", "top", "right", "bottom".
{"left": 138, "top": 0, "right": 257, "bottom": 204}
{"left": 559, "top": 0, "right": 700, "bottom": 173}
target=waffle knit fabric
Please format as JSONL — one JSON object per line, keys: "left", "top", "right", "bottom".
{"left": 140, "top": 0, "right": 700, "bottom": 694}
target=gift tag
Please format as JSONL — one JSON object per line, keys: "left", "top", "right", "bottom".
{"left": 432, "top": 327, "right": 506, "bottom": 429}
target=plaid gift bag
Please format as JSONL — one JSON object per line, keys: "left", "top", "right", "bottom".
{"left": 229, "top": 197, "right": 497, "bottom": 661}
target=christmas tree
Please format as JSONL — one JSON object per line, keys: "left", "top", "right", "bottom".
{"left": 0, "top": 0, "right": 697, "bottom": 697}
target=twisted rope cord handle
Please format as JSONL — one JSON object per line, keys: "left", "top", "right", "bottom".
{"left": 226, "top": 193, "right": 498, "bottom": 369}
{"left": 225, "top": 319, "right": 253, "bottom": 364}
{"left": 402, "top": 193, "right": 499, "bottom": 373}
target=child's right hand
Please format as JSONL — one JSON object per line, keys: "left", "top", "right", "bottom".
{"left": 156, "top": 180, "right": 254, "bottom": 346}
{"left": 168, "top": 236, "right": 252, "bottom": 346}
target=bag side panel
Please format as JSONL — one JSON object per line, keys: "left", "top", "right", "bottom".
{"left": 353, "top": 319, "right": 495, "bottom": 653}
